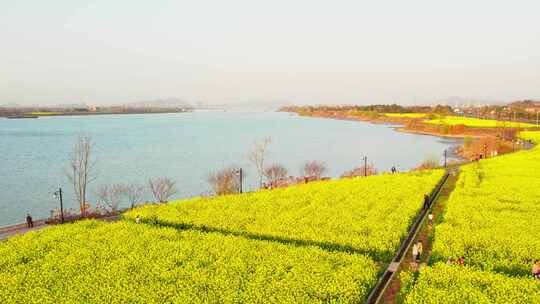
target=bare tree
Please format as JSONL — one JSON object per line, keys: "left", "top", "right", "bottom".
{"left": 341, "top": 164, "right": 378, "bottom": 178}
{"left": 148, "top": 177, "right": 177, "bottom": 203}
{"left": 264, "top": 164, "right": 288, "bottom": 189}
{"left": 125, "top": 183, "right": 145, "bottom": 208}
{"left": 207, "top": 167, "right": 241, "bottom": 196}
{"left": 96, "top": 184, "right": 125, "bottom": 214}
{"left": 416, "top": 157, "right": 440, "bottom": 170}
{"left": 248, "top": 137, "right": 271, "bottom": 188}
{"left": 66, "top": 133, "right": 97, "bottom": 217}
{"left": 301, "top": 160, "right": 327, "bottom": 179}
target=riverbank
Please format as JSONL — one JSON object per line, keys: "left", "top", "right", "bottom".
{"left": 393, "top": 127, "right": 482, "bottom": 139}
{"left": 286, "top": 110, "right": 529, "bottom": 160}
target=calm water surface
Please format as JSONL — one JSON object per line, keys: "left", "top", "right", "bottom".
{"left": 0, "top": 111, "right": 460, "bottom": 226}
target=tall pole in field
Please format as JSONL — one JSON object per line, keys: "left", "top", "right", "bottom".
{"left": 364, "top": 156, "right": 367, "bottom": 176}
{"left": 237, "top": 168, "right": 243, "bottom": 194}
{"left": 444, "top": 149, "right": 447, "bottom": 168}
{"left": 53, "top": 188, "right": 64, "bottom": 224}
{"left": 483, "top": 143, "right": 487, "bottom": 159}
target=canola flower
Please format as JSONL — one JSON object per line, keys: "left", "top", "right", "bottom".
{"left": 404, "top": 264, "right": 540, "bottom": 304}
{"left": 404, "top": 131, "right": 540, "bottom": 302}
{"left": 0, "top": 220, "right": 378, "bottom": 303}
{"left": 424, "top": 116, "right": 539, "bottom": 128}
{"left": 125, "top": 171, "right": 445, "bottom": 262}
{"left": 384, "top": 113, "right": 427, "bottom": 118}
{"left": 0, "top": 169, "right": 445, "bottom": 303}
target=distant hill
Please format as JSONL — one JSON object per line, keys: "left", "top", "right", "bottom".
{"left": 125, "top": 98, "right": 192, "bottom": 109}
{"left": 434, "top": 96, "right": 504, "bottom": 107}
{"left": 210, "top": 100, "right": 295, "bottom": 112}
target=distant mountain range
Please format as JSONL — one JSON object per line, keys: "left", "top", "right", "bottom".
{"left": 124, "top": 98, "right": 192, "bottom": 109}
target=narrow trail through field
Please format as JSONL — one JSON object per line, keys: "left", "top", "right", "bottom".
{"left": 0, "top": 215, "right": 121, "bottom": 242}
{"left": 380, "top": 168, "right": 460, "bottom": 303}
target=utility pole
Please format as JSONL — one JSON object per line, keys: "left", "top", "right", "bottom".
{"left": 444, "top": 149, "right": 447, "bottom": 168}
{"left": 53, "top": 188, "right": 64, "bottom": 224}
{"left": 237, "top": 168, "right": 243, "bottom": 193}
{"left": 363, "top": 156, "right": 367, "bottom": 176}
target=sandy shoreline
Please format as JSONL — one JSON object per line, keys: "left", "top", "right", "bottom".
{"left": 393, "top": 127, "right": 482, "bottom": 139}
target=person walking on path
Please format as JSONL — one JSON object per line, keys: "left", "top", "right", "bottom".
{"left": 412, "top": 243, "right": 419, "bottom": 262}
{"left": 391, "top": 166, "right": 397, "bottom": 174}
{"left": 533, "top": 260, "right": 540, "bottom": 279}
{"left": 416, "top": 240, "right": 423, "bottom": 262}
{"left": 428, "top": 212, "right": 434, "bottom": 227}
{"left": 26, "top": 213, "right": 33, "bottom": 228}
{"left": 423, "top": 194, "right": 430, "bottom": 210}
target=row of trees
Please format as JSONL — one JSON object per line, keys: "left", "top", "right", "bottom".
{"left": 66, "top": 134, "right": 433, "bottom": 215}
{"left": 207, "top": 160, "right": 329, "bottom": 196}
{"left": 66, "top": 134, "right": 178, "bottom": 217}
{"left": 207, "top": 137, "right": 387, "bottom": 196}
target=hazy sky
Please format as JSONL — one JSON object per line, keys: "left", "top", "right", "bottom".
{"left": 2, "top": 0, "right": 540, "bottom": 106}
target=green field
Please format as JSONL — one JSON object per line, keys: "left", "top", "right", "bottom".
{"left": 0, "top": 170, "right": 444, "bottom": 303}
{"left": 424, "top": 116, "right": 538, "bottom": 128}
{"left": 403, "top": 131, "right": 540, "bottom": 303}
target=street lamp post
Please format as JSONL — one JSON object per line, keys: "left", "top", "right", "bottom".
{"left": 363, "top": 156, "right": 367, "bottom": 177}
{"left": 53, "top": 188, "right": 64, "bottom": 224}
{"left": 237, "top": 168, "right": 243, "bottom": 193}
{"left": 444, "top": 149, "right": 447, "bottom": 168}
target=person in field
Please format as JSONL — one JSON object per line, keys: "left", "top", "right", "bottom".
{"left": 446, "top": 256, "right": 454, "bottom": 265}
{"left": 412, "top": 243, "right": 419, "bottom": 262}
{"left": 135, "top": 215, "right": 141, "bottom": 224}
{"left": 423, "top": 194, "right": 430, "bottom": 210}
{"left": 416, "top": 240, "right": 423, "bottom": 262}
{"left": 428, "top": 212, "right": 434, "bottom": 226}
{"left": 533, "top": 260, "right": 540, "bottom": 279}
{"left": 391, "top": 166, "right": 396, "bottom": 174}
{"left": 457, "top": 256, "right": 465, "bottom": 266}
{"left": 26, "top": 213, "right": 33, "bottom": 228}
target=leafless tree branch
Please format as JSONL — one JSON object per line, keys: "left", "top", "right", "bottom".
{"left": 148, "top": 177, "right": 177, "bottom": 203}
{"left": 248, "top": 137, "right": 271, "bottom": 188}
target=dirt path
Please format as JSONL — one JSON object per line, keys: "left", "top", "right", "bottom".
{"left": 0, "top": 215, "right": 121, "bottom": 242}
{"left": 381, "top": 169, "right": 460, "bottom": 303}
{"left": 0, "top": 221, "right": 48, "bottom": 241}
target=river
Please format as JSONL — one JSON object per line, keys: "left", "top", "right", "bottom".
{"left": 0, "top": 111, "right": 461, "bottom": 226}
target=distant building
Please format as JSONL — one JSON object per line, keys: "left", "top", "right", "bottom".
{"left": 453, "top": 108, "right": 463, "bottom": 115}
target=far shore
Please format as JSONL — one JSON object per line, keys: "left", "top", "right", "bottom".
{"left": 0, "top": 108, "right": 191, "bottom": 118}
{"left": 284, "top": 110, "right": 532, "bottom": 160}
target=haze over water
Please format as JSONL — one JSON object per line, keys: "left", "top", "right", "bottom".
{"left": 0, "top": 111, "right": 460, "bottom": 226}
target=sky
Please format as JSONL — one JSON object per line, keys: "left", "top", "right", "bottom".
{"left": 1, "top": 0, "right": 540, "bottom": 106}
